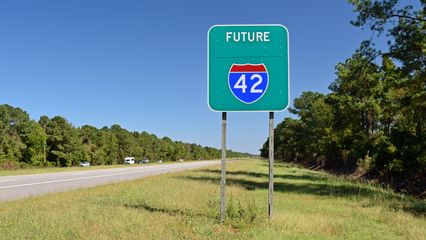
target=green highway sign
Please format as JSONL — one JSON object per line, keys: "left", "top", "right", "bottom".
{"left": 208, "top": 24, "right": 289, "bottom": 112}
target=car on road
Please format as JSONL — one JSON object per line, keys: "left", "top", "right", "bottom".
{"left": 80, "top": 161, "right": 91, "bottom": 167}
{"left": 142, "top": 159, "right": 150, "bottom": 163}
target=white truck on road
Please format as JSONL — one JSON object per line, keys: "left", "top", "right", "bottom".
{"left": 124, "top": 157, "right": 135, "bottom": 164}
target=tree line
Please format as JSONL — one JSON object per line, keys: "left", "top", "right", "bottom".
{"left": 260, "top": 0, "right": 425, "bottom": 191}
{"left": 0, "top": 104, "right": 251, "bottom": 169}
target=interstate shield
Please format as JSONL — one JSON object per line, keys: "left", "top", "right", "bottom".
{"left": 228, "top": 64, "right": 269, "bottom": 104}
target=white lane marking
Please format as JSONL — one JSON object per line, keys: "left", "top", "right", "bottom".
{"left": 0, "top": 179, "right": 16, "bottom": 183}
{"left": 0, "top": 163, "right": 216, "bottom": 190}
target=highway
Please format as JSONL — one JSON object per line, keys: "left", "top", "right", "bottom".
{"left": 0, "top": 160, "right": 220, "bottom": 201}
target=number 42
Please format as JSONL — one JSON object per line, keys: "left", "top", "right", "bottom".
{"left": 234, "top": 74, "right": 263, "bottom": 93}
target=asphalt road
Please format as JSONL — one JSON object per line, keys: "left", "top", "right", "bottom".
{"left": 0, "top": 160, "right": 220, "bottom": 201}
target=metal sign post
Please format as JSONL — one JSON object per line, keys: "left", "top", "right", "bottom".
{"left": 220, "top": 112, "right": 227, "bottom": 223}
{"left": 268, "top": 112, "right": 274, "bottom": 219}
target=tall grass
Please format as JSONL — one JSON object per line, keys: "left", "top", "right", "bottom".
{"left": 0, "top": 159, "right": 424, "bottom": 239}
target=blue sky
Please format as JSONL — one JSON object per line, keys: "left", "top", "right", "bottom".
{"left": 0, "top": 0, "right": 378, "bottom": 154}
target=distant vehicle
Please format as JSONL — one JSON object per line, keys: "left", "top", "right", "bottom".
{"left": 124, "top": 157, "right": 135, "bottom": 164}
{"left": 178, "top": 159, "right": 184, "bottom": 162}
{"left": 157, "top": 160, "right": 163, "bottom": 163}
{"left": 80, "top": 162, "right": 90, "bottom": 167}
{"left": 142, "top": 159, "right": 150, "bottom": 163}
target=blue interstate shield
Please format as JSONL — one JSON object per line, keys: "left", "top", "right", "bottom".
{"left": 228, "top": 64, "right": 269, "bottom": 104}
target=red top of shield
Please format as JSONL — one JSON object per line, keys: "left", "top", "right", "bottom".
{"left": 230, "top": 64, "right": 266, "bottom": 72}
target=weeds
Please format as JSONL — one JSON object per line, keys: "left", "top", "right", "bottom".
{"left": 0, "top": 159, "right": 424, "bottom": 239}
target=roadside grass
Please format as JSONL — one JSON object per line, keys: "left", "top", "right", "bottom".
{"left": 0, "top": 160, "right": 207, "bottom": 177}
{"left": 0, "top": 159, "right": 424, "bottom": 239}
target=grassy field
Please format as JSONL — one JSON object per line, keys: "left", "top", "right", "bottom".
{"left": 0, "top": 159, "right": 424, "bottom": 239}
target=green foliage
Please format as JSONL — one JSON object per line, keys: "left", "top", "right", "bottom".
{"left": 0, "top": 105, "right": 33, "bottom": 166}
{"left": 39, "top": 116, "right": 85, "bottom": 167}
{"left": 0, "top": 104, "right": 251, "bottom": 169}
{"left": 261, "top": 0, "right": 425, "bottom": 186}
{"left": 225, "top": 195, "right": 259, "bottom": 228}
{"left": 20, "top": 121, "right": 47, "bottom": 166}
{"left": 357, "top": 151, "right": 374, "bottom": 171}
